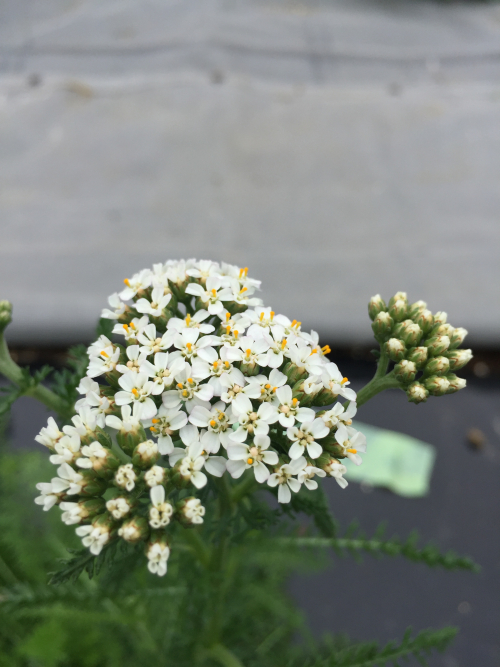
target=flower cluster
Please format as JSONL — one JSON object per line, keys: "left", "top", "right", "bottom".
{"left": 369, "top": 292, "right": 472, "bottom": 403}
{"left": 34, "top": 259, "right": 364, "bottom": 576}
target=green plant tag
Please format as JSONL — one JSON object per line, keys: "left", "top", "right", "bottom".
{"left": 344, "top": 422, "right": 436, "bottom": 497}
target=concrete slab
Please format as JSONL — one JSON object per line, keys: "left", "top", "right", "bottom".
{"left": 0, "top": 0, "right": 499, "bottom": 345}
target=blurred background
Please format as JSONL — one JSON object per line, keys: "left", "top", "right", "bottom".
{"left": 1, "top": 0, "right": 499, "bottom": 665}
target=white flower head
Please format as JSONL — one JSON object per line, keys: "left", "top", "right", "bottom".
{"left": 101, "top": 292, "right": 127, "bottom": 320}
{"left": 227, "top": 434, "right": 279, "bottom": 482}
{"left": 115, "top": 463, "right": 136, "bottom": 492}
{"left": 182, "top": 498, "right": 205, "bottom": 524}
{"left": 149, "top": 485, "right": 174, "bottom": 528}
{"left": 286, "top": 418, "right": 329, "bottom": 460}
{"left": 114, "top": 372, "right": 157, "bottom": 420}
{"left": 267, "top": 457, "right": 307, "bottom": 503}
{"left": 147, "top": 541, "right": 171, "bottom": 577}
{"left": 135, "top": 286, "right": 172, "bottom": 318}
{"left": 106, "top": 497, "right": 131, "bottom": 520}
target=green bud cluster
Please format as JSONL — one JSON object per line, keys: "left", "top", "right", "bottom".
{"left": 369, "top": 293, "right": 472, "bottom": 403}
{"left": 0, "top": 300, "right": 13, "bottom": 331}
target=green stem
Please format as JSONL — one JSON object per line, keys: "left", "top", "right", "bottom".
{"left": 231, "top": 472, "right": 258, "bottom": 504}
{"left": 356, "top": 371, "right": 400, "bottom": 407}
{"left": 207, "top": 643, "right": 245, "bottom": 667}
{"left": 0, "top": 331, "right": 68, "bottom": 416}
{"left": 182, "top": 529, "right": 210, "bottom": 568}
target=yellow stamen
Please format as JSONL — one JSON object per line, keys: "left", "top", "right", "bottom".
{"left": 281, "top": 338, "right": 287, "bottom": 349}
{"left": 247, "top": 457, "right": 254, "bottom": 465}
{"left": 291, "top": 320, "right": 297, "bottom": 327}
{"left": 226, "top": 312, "right": 231, "bottom": 322}
{"left": 123, "top": 278, "right": 130, "bottom": 286}
{"left": 211, "top": 288, "right": 217, "bottom": 297}
{"left": 240, "top": 286, "right": 248, "bottom": 294}
{"left": 186, "top": 342, "right": 192, "bottom": 350}
{"left": 177, "top": 383, "right": 183, "bottom": 389}
{"left": 265, "top": 383, "right": 271, "bottom": 389}
{"left": 100, "top": 350, "right": 109, "bottom": 358}
{"left": 292, "top": 398, "right": 298, "bottom": 405}
{"left": 123, "top": 324, "right": 129, "bottom": 331}
{"left": 218, "top": 413, "right": 225, "bottom": 421}
{"left": 132, "top": 388, "right": 139, "bottom": 397}
{"left": 341, "top": 377, "right": 349, "bottom": 385}
{"left": 270, "top": 311, "right": 275, "bottom": 320}
{"left": 239, "top": 268, "right": 244, "bottom": 278}
{"left": 186, "top": 314, "right": 191, "bottom": 325}
{"left": 272, "top": 387, "right": 277, "bottom": 393}
{"left": 210, "top": 420, "right": 217, "bottom": 428}
{"left": 347, "top": 448, "right": 357, "bottom": 454}
{"left": 296, "top": 321, "right": 301, "bottom": 328}
{"left": 244, "top": 267, "right": 248, "bottom": 276}
{"left": 234, "top": 330, "right": 239, "bottom": 339}
{"left": 149, "top": 426, "right": 156, "bottom": 432}
{"left": 311, "top": 348, "right": 318, "bottom": 354}
{"left": 322, "top": 345, "right": 331, "bottom": 354}
{"left": 182, "top": 390, "right": 189, "bottom": 397}
{"left": 187, "top": 377, "right": 194, "bottom": 384}
{"left": 261, "top": 388, "right": 265, "bottom": 394}
{"left": 130, "top": 321, "right": 136, "bottom": 330}
{"left": 246, "top": 349, "right": 251, "bottom": 357}
{"left": 224, "top": 361, "right": 230, "bottom": 368}
{"left": 226, "top": 326, "right": 231, "bottom": 335}
{"left": 259, "top": 312, "right": 264, "bottom": 321}
{"left": 152, "top": 418, "right": 159, "bottom": 424}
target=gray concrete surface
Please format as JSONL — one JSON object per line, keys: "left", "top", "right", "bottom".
{"left": 1, "top": 0, "right": 499, "bottom": 345}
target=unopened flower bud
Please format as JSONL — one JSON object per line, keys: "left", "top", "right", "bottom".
{"left": 177, "top": 497, "right": 205, "bottom": 525}
{"left": 114, "top": 463, "right": 137, "bottom": 492}
{"left": 426, "top": 335, "right": 450, "bottom": 357}
{"left": 118, "top": 516, "right": 149, "bottom": 543}
{"left": 388, "top": 292, "right": 408, "bottom": 309}
{"left": 406, "top": 382, "right": 429, "bottom": 404}
{"left": 0, "top": 300, "right": 13, "bottom": 330}
{"left": 388, "top": 299, "right": 408, "bottom": 323}
{"left": 433, "top": 311, "right": 447, "bottom": 325}
{"left": 406, "top": 346, "right": 428, "bottom": 368}
{"left": 79, "top": 470, "right": 108, "bottom": 497}
{"left": 106, "top": 496, "right": 132, "bottom": 520}
{"left": 414, "top": 309, "right": 434, "bottom": 334}
{"left": 408, "top": 301, "right": 427, "bottom": 319}
{"left": 132, "top": 440, "right": 160, "bottom": 469}
{"left": 446, "top": 349, "right": 473, "bottom": 371}
{"left": 435, "top": 323, "right": 454, "bottom": 338}
{"left": 424, "top": 375, "right": 450, "bottom": 396}
{"left": 371, "top": 311, "right": 394, "bottom": 341}
{"left": 445, "top": 374, "right": 467, "bottom": 394}
{"left": 449, "top": 327, "right": 468, "bottom": 350}
{"left": 397, "top": 320, "right": 423, "bottom": 347}
{"left": 394, "top": 360, "right": 417, "bottom": 384}
{"left": 385, "top": 338, "right": 406, "bottom": 362}
{"left": 424, "top": 356, "right": 450, "bottom": 377}
{"left": 116, "top": 425, "right": 148, "bottom": 456}
{"left": 368, "top": 294, "right": 387, "bottom": 321}
{"left": 144, "top": 465, "right": 167, "bottom": 487}
{"left": 76, "top": 441, "right": 120, "bottom": 477}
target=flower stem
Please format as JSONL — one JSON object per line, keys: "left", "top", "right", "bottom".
{"left": 207, "top": 643, "right": 245, "bottom": 667}
{"left": 356, "top": 349, "right": 401, "bottom": 407}
{"left": 0, "top": 332, "right": 68, "bottom": 416}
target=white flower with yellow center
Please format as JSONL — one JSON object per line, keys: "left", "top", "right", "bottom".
{"left": 219, "top": 368, "right": 248, "bottom": 403}
{"left": 115, "top": 372, "right": 158, "bottom": 420}
{"left": 169, "top": 425, "right": 226, "bottom": 479}
{"left": 119, "top": 269, "right": 152, "bottom": 300}
{"left": 137, "top": 323, "right": 174, "bottom": 355}
{"left": 223, "top": 279, "right": 262, "bottom": 308}
{"left": 140, "top": 351, "right": 186, "bottom": 394}
{"left": 227, "top": 434, "right": 278, "bottom": 482}
{"left": 322, "top": 457, "right": 348, "bottom": 488}
{"left": 334, "top": 424, "right": 367, "bottom": 466}
{"left": 147, "top": 542, "right": 171, "bottom": 576}
{"left": 167, "top": 311, "right": 215, "bottom": 335}
{"left": 149, "top": 485, "right": 174, "bottom": 528}
{"left": 242, "top": 369, "right": 287, "bottom": 403}
{"left": 259, "top": 331, "right": 291, "bottom": 369}
{"left": 298, "top": 465, "right": 326, "bottom": 490}
{"left": 62, "top": 406, "right": 99, "bottom": 441}
{"left": 287, "top": 418, "right": 329, "bottom": 460}
{"left": 49, "top": 434, "right": 81, "bottom": 465}
{"left": 76, "top": 441, "right": 110, "bottom": 471}
{"left": 185, "top": 276, "right": 231, "bottom": 315}
{"left": 135, "top": 286, "right": 173, "bottom": 318}
{"left": 87, "top": 335, "right": 113, "bottom": 358}
{"left": 101, "top": 292, "right": 127, "bottom": 320}
{"left": 229, "top": 394, "right": 278, "bottom": 442}
{"left": 105, "top": 403, "right": 143, "bottom": 434}
{"left": 186, "top": 259, "right": 221, "bottom": 283}
{"left": 113, "top": 316, "right": 150, "bottom": 343}
{"left": 116, "top": 345, "right": 149, "bottom": 375}
{"left": 162, "top": 363, "right": 213, "bottom": 413}
{"left": 172, "top": 328, "right": 220, "bottom": 362}
{"left": 320, "top": 402, "right": 357, "bottom": 430}
{"left": 320, "top": 363, "right": 357, "bottom": 401}
{"left": 76, "top": 523, "right": 110, "bottom": 555}
{"left": 225, "top": 335, "right": 270, "bottom": 367}
{"left": 217, "top": 311, "right": 251, "bottom": 337}
{"left": 188, "top": 400, "right": 236, "bottom": 452}
{"left": 287, "top": 343, "right": 326, "bottom": 377}
{"left": 145, "top": 405, "right": 188, "bottom": 454}
{"left": 268, "top": 385, "right": 315, "bottom": 428}
{"left": 87, "top": 346, "right": 120, "bottom": 378}
{"left": 267, "top": 457, "right": 307, "bottom": 503}
{"left": 191, "top": 349, "right": 232, "bottom": 396}
{"left": 35, "top": 416, "right": 64, "bottom": 450}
